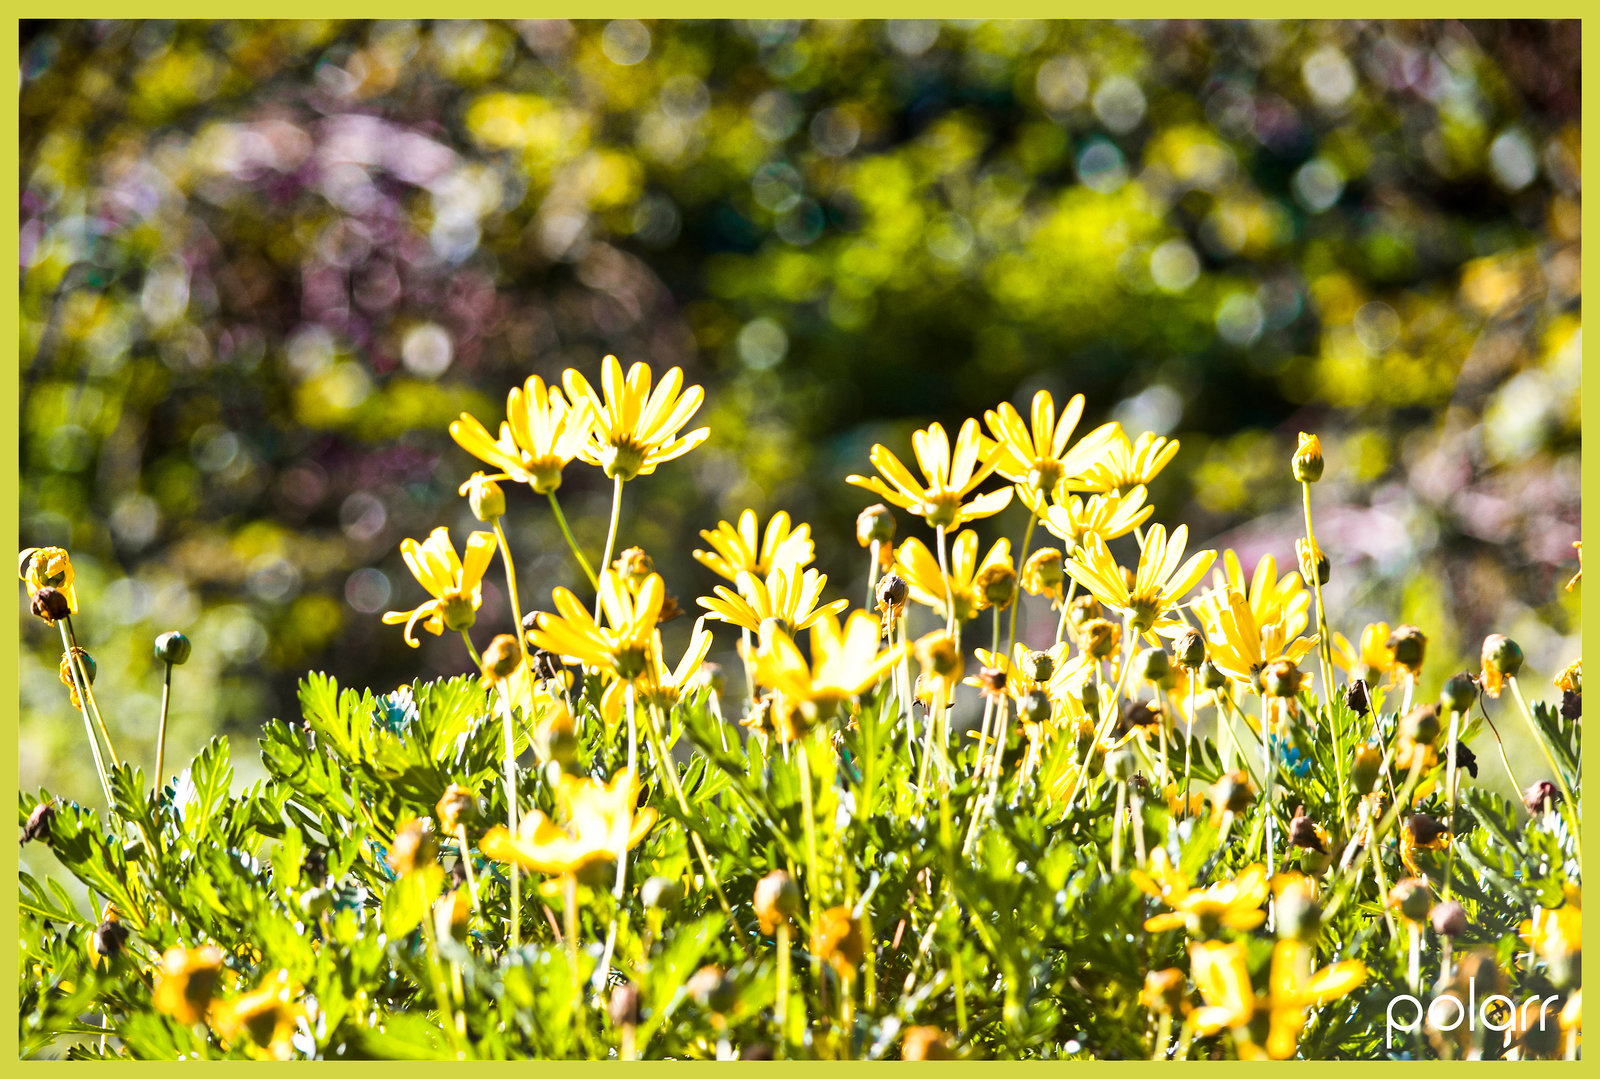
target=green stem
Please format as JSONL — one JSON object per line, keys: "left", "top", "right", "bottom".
{"left": 418, "top": 887, "right": 472, "bottom": 1059}
{"left": 64, "top": 616, "right": 119, "bottom": 767}
{"left": 596, "top": 475, "right": 625, "bottom": 618}
{"left": 1509, "top": 677, "right": 1582, "bottom": 861}
{"left": 455, "top": 825, "right": 481, "bottom": 914}
{"left": 459, "top": 630, "right": 482, "bottom": 670}
{"left": 490, "top": 520, "right": 528, "bottom": 653}
{"left": 155, "top": 663, "right": 173, "bottom": 794}
{"left": 547, "top": 490, "right": 598, "bottom": 589}
{"left": 935, "top": 524, "right": 955, "bottom": 636}
{"left": 1302, "top": 482, "right": 1345, "bottom": 831}
{"left": 57, "top": 620, "right": 116, "bottom": 812}
{"left": 1007, "top": 512, "right": 1037, "bottom": 656}
{"left": 496, "top": 684, "right": 521, "bottom": 952}
{"left": 798, "top": 737, "right": 824, "bottom": 987}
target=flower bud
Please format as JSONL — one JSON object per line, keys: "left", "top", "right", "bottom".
{"left": 1068, "top": 593, "right": 1103, "bottom": 628}
{"left": 1344, "top": 679, "right": 1371, "bottom": 718}
{"left": 1210, "top": 770, "right": 1255, "bottom": 814}
{"left": 753, "top": 870, "right": 800, "bottom": 936}
{"left": 1263, "top": 658, "right": 1303, "bottom": 699}
{"left": 855, "top": 504, "right": 896, "bottom": 547}
{"left": 1473, "top": 634, "right": 1522, "bottom": 680}
{"left": 1021, "top": 547, "right": 1064, "bottom": 596}
{"left": 1019, "top": 688, "right": 1052, "bottom": 728}
{"left": 1388, "top": 877, "right": 1432, "bottom": 923}
{"left": 614, "top": 547, "right": 654, "bottom": 587}
{"left": 817, "top": 906, "right": 864, "bottom": 980}
{"left": 1296, "top": 537, "right": 1330, "bottom": 587}
{"left": 461, "top": 473, "right": 505, "bottom": 522}
{"left": 1439, "top": 672, "right": 1477, "bottom": 715}
{"left": 1136, "top": 647, "right": 1171, "bottom": 685}
{"left": 973, "top": 562, "right": 1017, "bottom": 610}
{"left": 1399, "top": 703, "right": 1440, "bottom": 746}
{"left": 1020, "top": 649, "right": 1054, "bottom": 684}
{"left": 154, "top": 631, "right": 192, "bottom": 666}
{"left": 641, "top": 876, "right": 683, "bottom": 914}
{"left": 388, "top": 818, "right": 437, "bottom": 876}
{"left": 1292, "top": 432, "right": 1324, "bottom": 482}
{"left": 21, "top": 800, "right": 54, "bottom": 845}
{"left": 1105, "top": 744, "right": 1139, "bottom": 784}
{"left": 92, "top": 916, "right": 130, "bottom": 960}
{"left": 1387, "top": 625, "right": 1427, "bottom": 673}
{"left": 1287, "top": 806, "right": 1326, "bottom": 852}
{"left": 1430, "top": 900, "right": 1467, "bottom": 938}
{"left": 1523, "top": 779, "right": 1560, "bottom": 814}
{"left": 435, "top": 784, "right": 478, "bottom": 833}
{"left": 1200, "top": 660, "right": 1229, "bottom": 692}
{"left": 608, "top": 983, "right": 640, "bottom": 1027}
{"left": 1405, "top": 813, "right": 1447, "bottom": 847}
{"left": 480, "top": 634, "right": 522, "bottom": 685}
{"left": 1350, "top": 745, "right": 1384, "bottom": 793}
{"left": 687, "top": 965, "right": 738, "bottom": 1013}
{"left": 1082, "top": 619, "right": 1120, "bottom": 659}
{"left": 527, "top": 646, "right": 564, "bottom": 682}
{"left": 30, "top": 587, "right": 71, "bottom": 624}
{"left": 1141, "top": 968, "right": 1187, "bottom": 1014}
{"left": 1174, "top": 629, "right": 1205, "bottom": 670}
{"left": 901, "top": 1026, "right": 955, "bottom": 1060}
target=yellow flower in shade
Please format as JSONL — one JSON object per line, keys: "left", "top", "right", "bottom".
{"left": 212, "top": 970, "right": 301, "bottom": 1061}
{"left": 562, "top": 355, "right": 710, "bottom": 481}
{"left": 1064, "top": 525, "right": 1215, "bottom": 636}
{"left": 1201, "top": 590, "right": 1319, "bottom": 693}
{"left": 153, "top": 945, "right": 225, "bottom": 1026}
{"left": 1035, "top": 488, "right": 1154, "bottom": 554}
{"left": 1331, "top": 622, "right": 1395, "bottom": 686}
{"left": 1136, "top": 854, "right": 1269, "bottom": 935}
{"left": 1066, "top": 425, "right": 1180, "bottom": 496}
{"left": 530, "top": 570, "right": 664, "bottom": 681}
{"left": 480, "top": 769, "right": 656, "bottom": 877}
{"left": 449, "top": 374, "right": 592, "bottom": 494}
{"left": 1521, "top": 884, "right": 1581, "bottom": 964}
{"left": 1189, "top": 939, "right": 1365, "bottom": 1060}
{"left": 982, "top": 389, "right": 1118, "bottom": 495}
{"left": 20, "top": 547, "right": 77, "bottom": 613}
{"left": 1021, "top": 547, "right": 1065, "bottom": 606}
{"left": 893, "top": 530, "right": 1011, "bottom": 625}
{"left": 846, "top": 418, "right": 1013, "bottom": 530}
{"left": 693, "top": 509, "right": 814, "bottom": 584}
{"left": 913, "top": 630, "right": 964, "bottom": 706}
{"left": 745, "top": 610, "right": 908, "bottom": 730}
{"left": 601, "top": 622, "right": 715, "bottom": 720}
{"left": 382, "top": 527, "right": 497, "bottom": 646}
{"left": 698, "top": 565, "right": 847, "bottom": 637}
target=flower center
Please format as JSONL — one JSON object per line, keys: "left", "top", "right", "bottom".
{"left": 604, "top": 440, "right": 647, "bottom": 482}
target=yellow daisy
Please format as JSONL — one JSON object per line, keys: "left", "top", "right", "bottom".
{"left": 846, "top": 418, "right": 1013, "bottom": 530}
{"left": 382, "top": 527, "right": 497, "bottom": 646}
{"left": 481, "top": 769, "right": 656, "bottom": 878}
{"left": 1037, "top": 488, "right": 1154, "bottom": 554}
{"left": 1330, "top": 622, "right": 1395, "bottom": 685}
{"left": 746, "top": 610, "right": 908, "bottom": 729}
{"left": 530, "top": 569, "right": 665, "bottom": 681}
{"left": 983, "top": 389, "right": 1118, "bottom": 495}
{"left": 562, "top": 355, "right": 710, "bottom": 481}
{"left": 698, "top": 565, "right": 848, "bottom": 637}
{"left": 1194, "top": 550, "right": 1310, "bottom": 638}
{"left": 19, "top": 546, "right": 78, "bottom": 613}
{"left": 893, "top": 530, "right": 1011, "bottom": 625}
{"left": 449, "top": 374, "right": 592, "bottom": 494}
{"left": 693, "top": 509, "right": 814, "bottom": 584}
{"left": 1063, "top": 524, "right": 1215, "bottom": 635}
{"left": 1067, "top": 425, "right": 1180, "bottom": 496}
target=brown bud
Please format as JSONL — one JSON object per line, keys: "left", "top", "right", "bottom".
{"left": 480, "top": 634, "right": 522, "bottom": 684}
{"left": 1399, "top": 703, "right": 1440, "bottom": 746}
{"left": 92, "top": 916, "right": 129, "bottom": 959}
{"left": 1523, "top": 779, "right": 1560, "bottom": 814}
{"left": 1404, "top": 813, "right": 1447, "bottom": 846}
{"left": 901, "top": 1026, "right": 955, "bottom": 1060}
{"left": 856, "top": 503, "right": 896, "bottom": 547}
{"left": 1344, "top": 678, "right": 1371, "bottom": 717}
{"left": 1174, "top": 629, "right": 1205, "bottom": 670}
{"left": 1287, "top": 806, "right": 1325, "bottom": 852}
{"left": 1210, "top": 770, "right": 1256, "bottom": 815}
{"left": 21, "top": 800, "right": 54, "bottom": 845}
{"left": 1388, "top": 625, "right": 1427, "bottom": 673}
{"left": 1430, "top": 900, "right": 1467, "bottom": 938}
{"left": 1262, "top": 658, "right": 1303, "bottom": 699}
{"left": 876, "top": 572, "right": 908, "bottom": 609}
{"left": 1388, "top": 877, "right": 1432, "bottom": 923}
{"left": 30, "top": 587, "right": 71, "bottom": 624}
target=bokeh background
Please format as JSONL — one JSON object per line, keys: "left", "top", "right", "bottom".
{"left": 19, "top": 19, "right": 1580, "bottom": 811}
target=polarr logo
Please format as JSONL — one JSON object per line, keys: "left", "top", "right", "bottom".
{"left": 1386, "top": 980, "right": 1560, "bottom": 1048}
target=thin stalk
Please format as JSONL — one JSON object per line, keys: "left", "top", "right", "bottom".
{"left": 490, "top": 520, "right": 528, "bottom": 653}
{"left": 1007, "top": 512, "right": 1037, "bottom": 655}
{"left": 934, "top": 525, "right": 955, "bottom": 636}
{"left": 57, "top": 620, "right": 115, "bottom": 812}
{"left": 418, "top": 899, "right": 472, "bottom": 1060}
{"left": 154, "top": 662, "right": 173, "bottom": 794}
{"left": 866, "top": 540, "right": 881, "bottom": 611}
{"left": 496, "top": 684, "right": 521, "bottom": 951}
{"left": 595, "top": 476, "right": 625, "bottom": 618}
{"left": 1443, "top": 709, "right": 1459, "bottom": 902}
{"left": 798, "top": 735, "right": 824, "bottom": 986}
{"left": 63, "top": 617, "right": 118, "bottom": 768}
{"left": 547, "top": 490, "right": 598, "bottom": 589}
{"left": 458, "top": 630, "right": 482, "bottom": 670}
{"left": 455, "top": 825, "right": 481, "bottom": 913}
{"left": 1054, "top": 579, "right": 1078, "bottom": 646}
{"left": 776, "top": 921, "right": 793, "bottom": 1056}
{"left": 1111, "top": 781, "right": 1127, "bottom": 873}
{"left": 564, "top": 874, "right": 581, "bottom": 1023}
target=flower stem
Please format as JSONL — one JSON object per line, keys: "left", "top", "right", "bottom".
{"left": 595, "top": 476, "right": 625, "bottom": 618}
{"left": 1007, "top": 512, "right": 1036, "bottom": 655}
{"left": 458, "top": 630, "right": 482, "bottom": 670}
{"left": 1301, "top": 481, "right": 1345, "bottom": 831}
{"left": 495, "top": 684, "right": 521, "bottom": 952}
{"left": 935, "top": 524, "right": 954, "bottom": 637}
{"left": 57, "top": 620, "right": 116, "bottom": 812}
{"left": 547, "top": 490, "right": 598, "bottom": 589}
{"left": 776, "top": 920, "right": 793, "bottom": 1056}
{"left": 490, "top": 520, "right": 528, "bottom": 652}
{"left": 455, "top": 825, "right": 481, "bottom": 913}
{"left": 63, "top": 616, "right": 119, "bottom": 767}
{"left": 1508, "top": 676, "right": 1582, "bottom": 861}
{"left": 797, "top": 735, "right": 824, "bottom": 986}
{"left": 154, "top": 662, "right": 173, "bottom": 795}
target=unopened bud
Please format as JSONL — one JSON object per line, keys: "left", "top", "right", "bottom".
{"left": 1405, "top": 813, "right": 1447, "bottom": 846}
{"left": 1389, "top": 877, "right": 1431, "bottom": 923}
{"left": 1136, "top": 647, "right": 1171, "bottom": 685}
{"left": 1082, "top": 619, "right": 1120, "bottom": 659}
{"left": 1297, "top": 538, "right": 1330, "bottom": 587}
{"left": 1174, "top": 629, "right": 1205, "bottom": 670}
{"left": 1481, "top": 634, "right": 1523, "bottom": 677}
{"left": 876, "top": 572, "right": 908, "bottom": 609}
{"left": 1439, "top": 672, "right": 1477, "bottom": 715}
{"left": 1020, "top": 649, "right": 1054, "bottom": 684}
{"left": 1263, "top": 658, "right": 1303, "bottom": 699}
{"left": 641, "top": 876, "right": 683, "bottom": 914}
{"left": 901, "top": 1026, "right": 955, "bottom": 1060}
{"left": 465, "top": 475, "right": 505, "bottom": 522}
{"left": 753, "top": 870, "right": 800, "bottom": 936}
{"left": 92, "top": 917, "right": 130, "bottom": 959}
{"left": 1287, "top": 806, "right": 1325, "bottom": 852}
{"left": 1431, "top": 900, "right": 1467, "bottom": 938}
{"left": 1275, "top": 879, "right": 1321, "bottom": 942}
{"left": 1388, "top": 625, "right": 1427, "bottom": 673}
{"left": 154, "top": 631, "right": 192, "bottom": 665}
{"left": 1344, "top": 679, "right": 1371, "bottom": 717}
{"left": 856, "top": 504, "right": 896, "bottom": 547}
{"left": 973, "top": 563, "right": 1017, "bottom": 610}
{"left": 1019, "top": 688, "right": 1052, "bottom": 728}
{"left": 687, "top": 965, "right": 738, "bottom": 1013}
{"left": 1210, "top": 770, "right": 1255, "bottom": 814}
{"left": 30, "top": 587, "right": 71, "bottom": 624}
{"left": 1400, "top": 703, "right": 1441, "bottom": 746}
{"left": 435, "top": 784, "right": 478, "bottom": 832}
{"left": 1292, "top": 432, "right": 1325, "bottom": 483}
{"left": 1350, "top": 745, "right": 1383, "bottom": 793}
{"left": 1200, "top": 660, "right": 1229, "bottom": 692}
{"left": 1523, "top": 779, "right": 1560, "bottom": 815}
{"left": 480, "top": 634, "right": 522, "bottom": 684}
{"left": 389, "top": 818, "right": 437, "bottom": 875}
{"left": 816, "top": 906, "right": 864, "bottom": 979}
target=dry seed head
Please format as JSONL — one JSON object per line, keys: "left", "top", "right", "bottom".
{"left": 30, "top": 587, "right": 71, "bottom": 624}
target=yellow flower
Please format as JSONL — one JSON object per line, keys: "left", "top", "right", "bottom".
{"left": 381, "top": 527, "right": 497, "bottom": 646}
{"left": 693, "top": 509, "right": 814, "bottom": 584}
{"left": 1566, "top": 540, "right": 1581, "bottom": 592}
{"left": 698, "top": 564, "right": 847, "bottom": 637}
{"left": 153, "top": 945, "right": 225, "bottom": 1026}
{"left": 562, "top": 356, "right": 709, "bottom": 481}
{"left": 1020, "top": 547, "right": 1065, "bottom": 605}
{"left": 1331, "top": 622, "right": 1395, "bottom": 685}
{"left": 1202, "top": 590, "right": 1319, "bottom": 693}
{"left": 1036, "top": 488, "right": 1154, "bottom": 554}
{"left": 19, "top": 546, "right": 77, "bottom": 613}
{"left": 1554, "top": 659, "right": 1581, "bottom": 695}
{"left": 893, "top": 530, "right": 1011, "bottom": 625}
{"left": 1189, "top": 939, "right": 1365, "bottom": 1060}
{"left": 983, "top": 389, "right": 1117, "bottom": 495}
{"left": 1521, "top": 885, "right": 1582, "bottom": 963}
{"left": 601, "top": 622, "right": 715, "bottom": 719}
{"left": 1138, "top": 858, "right": 1269, "bottom": 936}
{"left": 480, "top": 769, "right": 656, "bottom": 877}
{"left": 1064, "top": 524, "right": 1215, "bottom": 635}
{"left": 1194, "top": 551, "right": 1310, "bottom": 639}
{"left": 449, "top": 374, "right": 592, "bottom": 494}
{"left": 913, "top": 629, "right": 964, "bottom": 705}
{"left": 1066, "top": 425, "right": 1180, "bottom": 496}
{"left": 846, "top": 418, "right": 1013, "bottom": 530}
{"left": 531, "top": 570, "right": 664, "bottom": 681}
{"left": 212, "top": 970, "right": 301, "bottom": 1061}
{"left": 746, "top": 610, "right": 908, "bottom": 729}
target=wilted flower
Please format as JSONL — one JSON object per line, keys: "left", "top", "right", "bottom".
{"left": 19, "top": 546, "right": 77, "bottom": 614}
